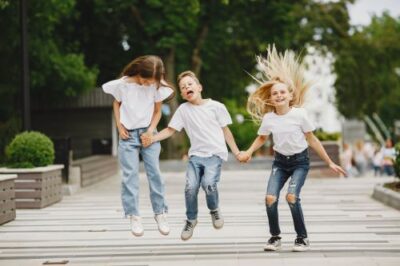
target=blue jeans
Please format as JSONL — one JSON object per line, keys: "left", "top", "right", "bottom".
{"left": 185, "top": 155, "right": 223, "bottom": 220}
{"left": 266, "top": 149, "right": 310, "bottom": 238}
{"left": 118, "top": 127, "right": 167, "bottom": 217}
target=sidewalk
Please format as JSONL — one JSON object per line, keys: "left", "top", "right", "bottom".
{"left": 0, "top": 170, "right": 399, "bottom": 266}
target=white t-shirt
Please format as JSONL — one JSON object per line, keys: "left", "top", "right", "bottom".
{"left": 168, "top": 99, "right": 232, "bottom": 161}
{"left": 258, "top": 107, "right": 315, "bottom": 156}
{"left": 102, "top": 77, "right": 173, "bottom": 130}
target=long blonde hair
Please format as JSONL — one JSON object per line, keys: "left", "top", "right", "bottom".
{"left": 247, "top": 45, "right": 311, "bottom": 122}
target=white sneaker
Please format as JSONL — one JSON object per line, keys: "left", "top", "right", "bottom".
{"left": 130, "top": 215, "right": 144, "bottom": 237}
{"left": 292, "top": 237, "right": 310, "bottom": 252}
{"left": 181, "top": 220, "right": 197, "bottom": 241}
{"left": 154, "top": 213, "right": 170, "bottom": 235}
{"left": 210, "top": 209, "right": 224, "bottom": 229}
{"left": 264, "top": 236, "right": 282, "bottom": 251}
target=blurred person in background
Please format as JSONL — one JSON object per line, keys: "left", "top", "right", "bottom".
{"left": 381, "top": 139, "right": 396, "bottom": 176}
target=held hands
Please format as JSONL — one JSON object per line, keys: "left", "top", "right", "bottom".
{"left": 236, "top": 150, "right": 252, "bottom": 163}
{"left": 328, "top": 162, "right": 347, "bottom": 177}
{"left": 140, "top": 132, "right": 153, "bottom": 147}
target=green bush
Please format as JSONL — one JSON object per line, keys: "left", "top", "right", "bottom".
{"left": 5, "top": 131, "right": 55, "bottom": 168}
{"left": 314, "top": 129, "right": 341, "bottom": 141}
{"left": 395, "top": 142, "right": 400, "bottom": 178}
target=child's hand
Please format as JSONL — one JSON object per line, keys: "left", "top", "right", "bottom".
{"left": 140, "top": 132, "right": 153, "bottom": 147}
{"left": 237, "top": 151, "right": 252, "bottom": 163}
{"left": 118, "top": 124, "right": 129, "bottom": 140}
{"left": 329, "top": 162, "right": 347, "bottom": 177}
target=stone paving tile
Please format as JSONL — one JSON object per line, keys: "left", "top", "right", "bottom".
{"left": 0, "top": 170, "right": 399, "bottom": 266}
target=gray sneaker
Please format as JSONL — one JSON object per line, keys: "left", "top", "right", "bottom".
{"left": 210, "top": 209, "right": 224, "bottom": 229}
{"left": 264, "top": 236, "right": 282, "bottom": 251}
{"left": 292, "top": 237, "right": 310, "bottom": 252}
{"left": 181, "top": 220, "right": 197, "bottom": 241}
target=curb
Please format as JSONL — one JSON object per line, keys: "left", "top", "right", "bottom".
{"left": 372, "top": 183, "right": 400, "bottom": 211}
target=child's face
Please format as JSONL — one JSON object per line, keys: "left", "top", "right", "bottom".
{"left": 269, "top": 83, "right": 292, "bottom": 107}
{"left": 179, "top": 76, "right": 202, "bottom": 102}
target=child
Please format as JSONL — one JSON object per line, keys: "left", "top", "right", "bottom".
{"left": 372, "top": 144, "right": 383, "bottom": 177}
{"left": 141, "top": 71, "right": 241, "bottom": 241}
{"left": 381, "top": 138, "right": 396, "bottom": 176}
{"left": 238, "top": 45, "right": 346, "bottom": 252}
{"left": 102, "top": 55, "right": 174, "bottom": 237}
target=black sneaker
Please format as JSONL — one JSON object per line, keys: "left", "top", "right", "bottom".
{"left": 263, "top": 236, "right": 282, "bottom": 251}
{"left": 292, "top": 237, "right": 310, "bottom": 252}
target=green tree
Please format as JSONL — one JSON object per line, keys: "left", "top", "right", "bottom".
{"left": 334, "top": 13, "right": 400, "bottom": 127}
{"left": 0, "top": 0, "right": 97, "bottom": 162}
{"left": 66, "top": 0, "right": 352, "bottom": 155}
{"left": 0, "top": 0, "right": 354, "bottom": 159}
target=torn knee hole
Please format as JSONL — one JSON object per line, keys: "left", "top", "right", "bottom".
{"left": 286, "top": 193, "right": 296, "bottom": 203}
{"left": 265, "top": 195, "right": 277, "bottom": 206}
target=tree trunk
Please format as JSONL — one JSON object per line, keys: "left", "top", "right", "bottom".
{"left": 191, "top": 23, "right": 209, "bottom": 78}
{"left": 163, "top": 48, "right": 185, "bottom": 159}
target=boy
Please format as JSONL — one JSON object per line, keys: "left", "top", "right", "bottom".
{"left": 141, "top": 71, "right": 241, "bottom": 241}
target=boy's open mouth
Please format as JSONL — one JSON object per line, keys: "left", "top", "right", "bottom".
{"left": 186, "top": 90, "right": 194, "bottom": 97}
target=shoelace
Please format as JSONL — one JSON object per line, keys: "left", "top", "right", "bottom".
{"left": 157, "top": 215, "right": 166, "bottom": 223}
{"left": 295, "top": 238, "right": 306, "bottom": 245}
{"left": 268, "top": 236, "right": 281, "bottom": 244}
{"left": 211, "top": 211, "right": 220, "bottom": 220}
{"left": 183, "top": 222, "right": 194, "bottom": 231}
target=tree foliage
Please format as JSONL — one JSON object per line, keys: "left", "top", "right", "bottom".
{"left": 334, "top": 13, "right": 400, "bottom": 127}
{"left": 0, "top": 0, "right": 355, "bottom": 158}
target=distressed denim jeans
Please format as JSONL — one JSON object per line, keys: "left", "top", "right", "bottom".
{"left": 185, "top": 155, "right": 223, "bottom": 220}
{"left": 118, "top": 127, "right": 167, "bottom": 217}
{"left": 266, "top": 149, "right": 310, "bottom": 238}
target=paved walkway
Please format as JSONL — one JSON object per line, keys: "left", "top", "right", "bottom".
{"left": 1, "top": 170, "right": 399, "bottom": 266}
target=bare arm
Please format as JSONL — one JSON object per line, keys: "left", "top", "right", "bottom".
{"left": 153, "top": 127, "right": 176, "bottom": 142}
{"left": 222, "top": 126, "right": 240, "bottom": 157}
{"left": 146, "top": 102, "right": 162, "bottom": 134}
{"left": 141, "top": 127, "right": 176, "bottom": 147}
{"left": 305, "top": 132, "right": 347, "bottom": 176}
{"left": 238, "top": 135, "right": 269, "bottom": 162}
{"left": 113, "top": 100, "right": 129, "bottom": 139}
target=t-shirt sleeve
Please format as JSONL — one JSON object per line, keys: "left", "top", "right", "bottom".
{"left": 301, "top": 109, "right": 316, "bottom": 133}
{"left": 102, "top": 78, "right": 123, "bottom": 102}
{"left": 257, "top": 115, "right": 271, "bottom": 135}
{"left": 155, "top": 86, "right": 173, "bottom": 102}
{"left": 168, "top": 107, "right": 184, "bottom": 132}
{"left": 216, "top": 103, "right": 233, "bottom": 127}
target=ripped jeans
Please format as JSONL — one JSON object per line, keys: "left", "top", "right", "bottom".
{"left": 185, "top": 155, "right": 223, "bottom": 220}
{"left": 266, "top": 149, "right": 310, "bottom": 238}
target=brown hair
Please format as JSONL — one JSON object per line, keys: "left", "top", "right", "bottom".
{"left": 177, "top": 71, "right": 200, "bottom": 86}
{"left": 120, "top": 55, "right": 175, "bottom": 100}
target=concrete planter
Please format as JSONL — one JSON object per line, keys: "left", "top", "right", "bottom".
{"left": 0, "top": 165, "right": 64, "bottom": 209}
{"left": 309, "top": 141, "right": 341, "bottom": 178}
{"left": 372, "top": 183, "right": 400, "bottom": 211}
{"left": 0, "top": 174, "right": 17, "bottom": 224}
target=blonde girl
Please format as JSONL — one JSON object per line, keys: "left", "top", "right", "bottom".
{"left": 239, "top": 45, "right": 346, "bottom": 252}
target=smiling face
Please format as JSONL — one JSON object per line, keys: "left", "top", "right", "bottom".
{"left": 269, "top": 82, "right": 292, "bottom": 107}
{"left": 178, "top": 75, "right": 202, "bottom": 102}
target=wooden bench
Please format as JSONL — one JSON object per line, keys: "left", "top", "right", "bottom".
{"left": 72, "top": 155, "right": 118, "bottom": 187}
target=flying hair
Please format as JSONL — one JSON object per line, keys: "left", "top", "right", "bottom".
{"left": 246, "top": 44, "right": 311, "bottom": 123}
